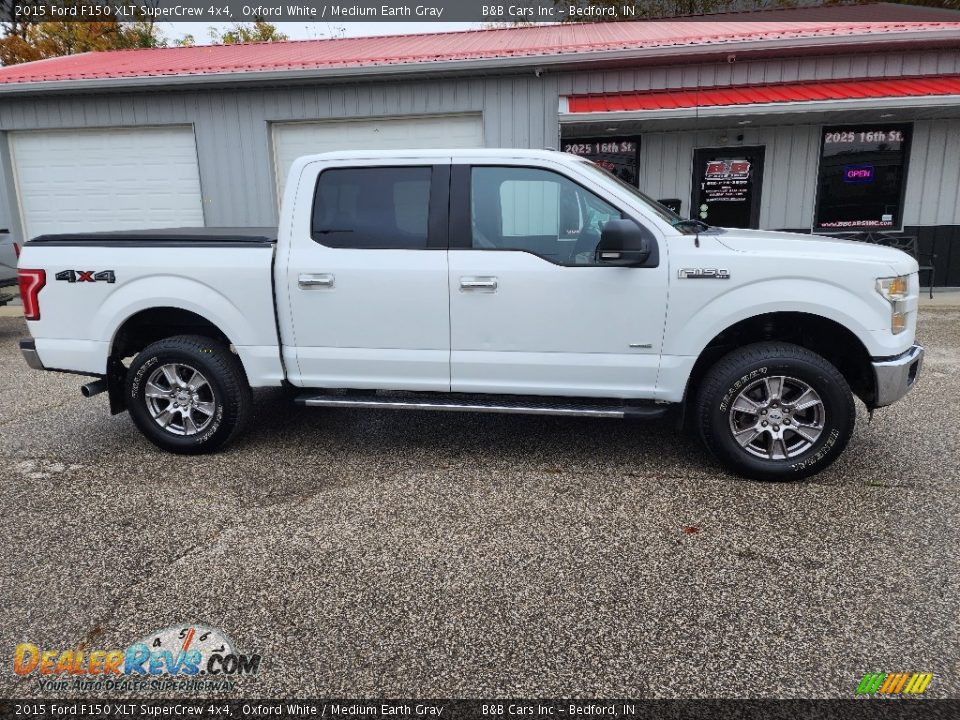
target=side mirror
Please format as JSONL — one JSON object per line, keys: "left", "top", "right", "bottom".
{"left": 596, "top": 219, "right": 652, "bottom": 267}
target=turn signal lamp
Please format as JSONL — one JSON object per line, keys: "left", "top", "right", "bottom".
{"left": 876, "top": 276, "right": 909, "bottom": 302}
{"left": 876, "top": 275, "right": 911, "bottom": 335}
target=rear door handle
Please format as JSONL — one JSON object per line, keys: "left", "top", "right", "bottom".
{"left": 459, "top": 276, "right": 498, "bottom": 292}
{"left": 299, "top": 273, "right": 335, "bottom": 289}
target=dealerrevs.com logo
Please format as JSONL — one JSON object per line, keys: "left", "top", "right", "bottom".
{"left": 13, "top": 624, "right": 261, "bottom": 693}
{"left": 856, "top": 672, "right": 934, "bottom": 697}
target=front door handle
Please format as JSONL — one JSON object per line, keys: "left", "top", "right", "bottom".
{"left": 299, "top": 273, "right": 335, "bottom": 289}
{"left": 459, "top": 276, "right": 498, "bottom": 292}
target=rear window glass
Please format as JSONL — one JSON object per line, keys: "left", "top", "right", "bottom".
{"left": 311, "top": 167, "right": 432, "bottom": 249}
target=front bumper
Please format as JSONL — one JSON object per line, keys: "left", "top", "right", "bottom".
{"left": 872, "top": 343, "right": 923, "bottom": 408}
{"left": 19, "top": 337, "right": 45, "bottom": 371}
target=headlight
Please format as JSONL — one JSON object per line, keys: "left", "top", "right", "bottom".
{"left": 876, "top": 275, "right": 910, "bottom": 334}
{"left": 876, "top": 275, "right": 909, "bottom": 302}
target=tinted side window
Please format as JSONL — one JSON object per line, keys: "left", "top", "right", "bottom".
{"left": 471, "top": 166, "right": 621, "bottom": 265}
{"left": 312, "top": 167, "right": 432, "bottom": 249}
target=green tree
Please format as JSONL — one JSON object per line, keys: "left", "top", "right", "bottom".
{"left": 0, "top": 0, "right": 169, "bottom": 66}
{"left": 208, "top": 21, "right": 289, "bottom": 45}
{"left": 0, "top": 20, "right": 166, "bottom": 66}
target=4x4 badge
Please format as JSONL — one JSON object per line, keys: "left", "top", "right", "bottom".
{"left": 55, "top": 270, "right": 116, "bottom": 284}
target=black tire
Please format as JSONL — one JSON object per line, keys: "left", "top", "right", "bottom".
{"left": 696, "top": 341, "right": 855, "bottom": 481}
{"left": 126, "top": 335, "right": 251, "bottom": 454}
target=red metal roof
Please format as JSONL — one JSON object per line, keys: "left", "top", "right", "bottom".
{"left": 0, "top": 17, "right": 958, "bottom": 85}
{"left": 566, "top": 74, "right": 960, "bottom": 112}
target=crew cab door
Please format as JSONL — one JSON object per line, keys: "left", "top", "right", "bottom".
{"left": 282, "top": 160, "right": 451, "bottom": 390}
{"left": 447, "top": 162, "right": 668, "bottom": 398}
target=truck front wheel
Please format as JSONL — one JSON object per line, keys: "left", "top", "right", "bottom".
{"left": 696, "top": 342, "right": 855, "bottom": 481}
{"left": 126, "top": 335, "right": 251, "bottom": 454}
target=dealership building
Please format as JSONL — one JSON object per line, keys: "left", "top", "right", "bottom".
{"left": 0, "top": 6, "right": 959, "bottom": 285}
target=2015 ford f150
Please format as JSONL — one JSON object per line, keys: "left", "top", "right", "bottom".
{"left": 17, "top": 149, "right": 923, "bottom": 480}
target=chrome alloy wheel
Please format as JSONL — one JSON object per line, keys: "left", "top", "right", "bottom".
{"left": 144, "top": 363, "right": 217, "bottom": 437}
{"left": 727, "top": 375, "right": 825, "bottom": 460}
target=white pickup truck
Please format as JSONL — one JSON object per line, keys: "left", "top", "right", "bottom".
{"left": 17, "top": 149, "right": 923, "bottom": 480}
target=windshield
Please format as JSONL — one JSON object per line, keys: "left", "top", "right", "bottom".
{"left": 576, "top": 158, "right": 702, "bottom": 234}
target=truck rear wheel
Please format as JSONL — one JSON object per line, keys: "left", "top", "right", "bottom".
{"left": 696, "top": 342, "right": 855, "bottom": 481}
{"left": 126, "top": 335, "right": 251, "bottom": 454}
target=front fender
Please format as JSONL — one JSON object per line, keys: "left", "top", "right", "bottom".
{"left": 663, "top": 277, "right": 900, "bottom": 360}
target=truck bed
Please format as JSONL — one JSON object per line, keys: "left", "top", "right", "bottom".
{"left": 19, "top": 226, "right": 283, "bottom": 383}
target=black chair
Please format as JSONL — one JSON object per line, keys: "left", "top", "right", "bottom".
{"left": 657, "top": 198, "right": 683, "bottom": 215}
{"left": 829, "top": 231, "right": 936, "bottom": 299}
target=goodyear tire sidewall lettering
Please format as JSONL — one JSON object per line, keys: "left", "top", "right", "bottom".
{"left": 131, "top": 356, "right": 159, "bottom": 398}
{"left": 719, "top": 366, "right": 768, "bottom": 413}
{"left": 791, "top": 428, "right": 840, "bottom": 472}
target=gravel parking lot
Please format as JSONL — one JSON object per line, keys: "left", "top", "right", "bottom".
{"left": 0, "top": 310, "right": 957, "bottom": 699}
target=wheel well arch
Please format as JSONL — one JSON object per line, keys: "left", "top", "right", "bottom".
{"left": 111, "top": 307, "right": 234, "bottom": 360}
{"left": 683, "top": 311, "right": 876, "bottom": 412}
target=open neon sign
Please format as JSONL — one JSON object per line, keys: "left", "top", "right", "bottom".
{"left": 843, "top": 164, "right": 875, "bottom": 183}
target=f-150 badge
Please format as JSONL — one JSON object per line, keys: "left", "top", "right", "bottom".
{"left": 678, "top": 268, "right": 730, "bottom": 279}
{"left": 55, "top": 270, "right": 116, "bottom": 283}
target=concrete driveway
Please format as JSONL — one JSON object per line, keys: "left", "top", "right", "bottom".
{"left": 0, "top": 309, "right": 957, "bottom": 698}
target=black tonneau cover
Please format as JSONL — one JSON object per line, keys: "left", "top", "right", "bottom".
{"left": 27, "top": 227, "right": 277, "bottom": 247}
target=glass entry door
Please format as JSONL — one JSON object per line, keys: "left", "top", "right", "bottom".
{"left": 691, "top": 146, "right": 765, "bottom": 229}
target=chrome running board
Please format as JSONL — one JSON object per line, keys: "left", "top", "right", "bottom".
{"left": 295, "top": 392, "right": 670, "bottom": 420}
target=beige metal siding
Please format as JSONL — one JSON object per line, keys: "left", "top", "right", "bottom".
{"left": 0, "top": 48, "right": 957, "bottom": 232}
{"left": 639, "top": 125, "right": 823, "bottom": 229}
{"left": 903, "top": 119, "right": 960, "bottom": 226}
{"left": 0, "top": 77, "right": 560, "bottom": 227}
{"left": 639, "top": 119, "right": 960, "bottom": 229}
{"left": 556, "top": 49, "right": 960, "bottom": 229}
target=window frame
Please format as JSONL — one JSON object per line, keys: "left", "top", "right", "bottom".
{"left": 309, "top": 164, "right": 450, "bottom": 250}
{"left": 449, "top": 163, "right": 659, "bottom": 268}
{"left": 812, "top": 123, "right": 913, "bottom": 233}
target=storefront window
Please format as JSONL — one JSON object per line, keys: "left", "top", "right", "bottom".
{"left": 561, "top": 138, "right": 640, "bottom": 186}
{"left": 814, "top": 124, "right": 911, "bottom": 231}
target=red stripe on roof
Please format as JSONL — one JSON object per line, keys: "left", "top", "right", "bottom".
{"left": 0, "top": 17, "right": 958, "bottom": 84}
{"left": 566, "top": 74, "right": 960, "bottom": 112}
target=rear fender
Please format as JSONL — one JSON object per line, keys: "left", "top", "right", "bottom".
{"left": 99, "top": 276, "right": 255, "bottom": 349}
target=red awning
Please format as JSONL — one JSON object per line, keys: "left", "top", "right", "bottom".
{"left": 566, "top": 75, "right": 960, "bottom": 113}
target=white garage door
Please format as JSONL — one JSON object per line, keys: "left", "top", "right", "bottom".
{"left": 272, "top": 114, "right": 483, "bottom": 198}
{"left": 10, "top": 126, "right": 204, "bottom": 238}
